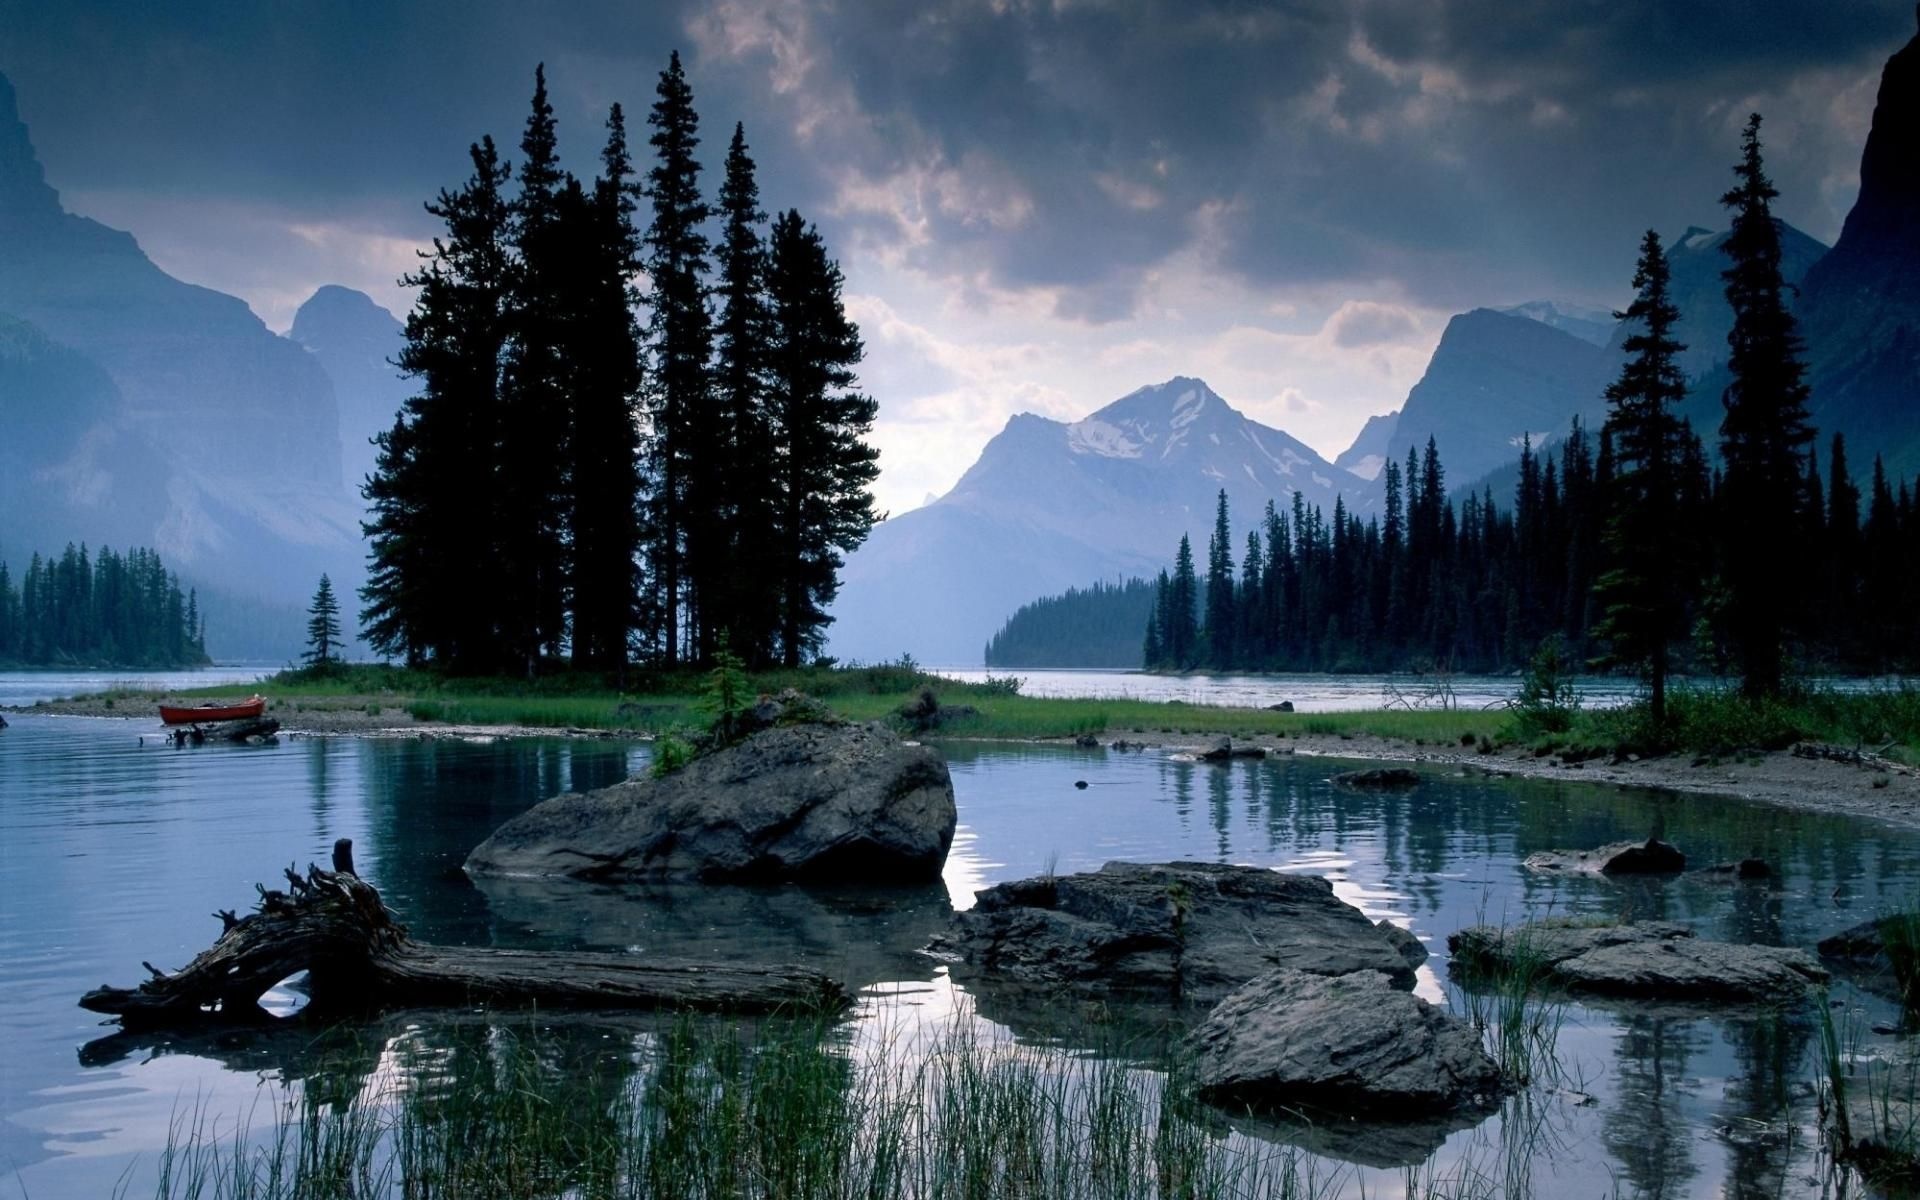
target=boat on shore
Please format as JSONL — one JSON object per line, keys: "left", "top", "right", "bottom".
{"left": 158, "top": 695, "right": 266, "bottom": 726}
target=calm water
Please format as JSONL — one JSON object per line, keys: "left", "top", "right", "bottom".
{"left": 3, "top": 703, "right": 1917, "bottom": 1196}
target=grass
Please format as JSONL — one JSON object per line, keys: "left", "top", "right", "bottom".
{"left": 134, "top": 660, "right": 1512, "bottom": 744}
{"left": 1818, "top": 996, "right": 1920, "bottom": 1189}
{"left": 1514, "top": 681, "right": 1920, "bottom": 766}
{"left": 129, "top": 1013, "right": 1346, "bottom": 1200}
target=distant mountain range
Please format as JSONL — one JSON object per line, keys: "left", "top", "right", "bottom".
{"left": 827, "top": 378, "right": 1379, "bottom": 665}
{"left": 0, "top": 71, "right": 408, "bottom": 656}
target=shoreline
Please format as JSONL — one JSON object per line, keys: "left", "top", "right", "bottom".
{"left": 14, "top": 692, "right": 1920, "bottom": 833}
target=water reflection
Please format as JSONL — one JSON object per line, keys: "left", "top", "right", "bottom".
{"left": 5, "top": 718, "right": 1920, "bottom": 1199}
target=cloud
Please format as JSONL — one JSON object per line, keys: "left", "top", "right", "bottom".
{"left": 1327, "top": 300, "right": 1421, "bottom": 348}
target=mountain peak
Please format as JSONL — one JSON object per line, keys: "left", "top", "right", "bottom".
{"left": 0, "top": 71, "right": 60, "bottom": 225}
{"left": 291, "top": 285, "right": 402, "bottom": 347}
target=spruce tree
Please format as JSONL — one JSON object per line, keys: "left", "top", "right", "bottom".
{"left": 764, "top": 209, "right": 880, "bottom": 666}
{"left": 304, "top": 574, "right": 343, "bottom": 669}
{"left": 363, "top": 136, "right": 513, "bottom": 670}
{"left": 1204, "top": 489, "right": 1235, "bottom": 666}
{"left": 711, "top": 123, "right": 779, "bottom": 665}
{"left": 1166, "top": 535, "right": 1200, "bottom": 669}
{"left": 567, "top": 104, "right": 646, "bottom": 673}
{"left": 639, "top": 51, "right": 715, "bottom": 666}
{"left": 498, "top": 65, "right": 573, "bottom": 675}
{"left": 1594, "top": 230, "right": 1692, "bottom": 726}
{"left": 1717, "top": 114, "right": 1816, "bottom": 697}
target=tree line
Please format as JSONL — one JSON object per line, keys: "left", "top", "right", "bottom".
{"left": 1138, "top": 117, "right": 1920, "bottom": 697}
{"left": 361, "top": 54, "right": 878, "bottom": 677}
{"left": 985, "top": 578, "right": 1157, "bottom": 668}
{"left": 0, "top": 544, "right": 209, "bottom": 668}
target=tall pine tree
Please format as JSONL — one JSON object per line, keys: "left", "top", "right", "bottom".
{"left": 363, "top": 136, "right": 513, "bottom": 670}
{"left": 566, "top": 104, "right": 647, "bottom": 673}
{"left": 765, "top": 210, "right": 880, "bottom": 666}
{"left": 639, "top": 51, "right": 714, "bottom": 666}
{"left": 304, "top": 574, "right": 343, "bottom": 669}
{"left": 1594, "top": 231, "right": 1692, "bottom": 726}
{"left": 1716, "top": 114, "right": 1816, "bottom": 698}
{"left": 711, "top": 123, "right": 780, "bottom": 665}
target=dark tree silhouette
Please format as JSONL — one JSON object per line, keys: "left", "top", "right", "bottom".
{"left": 764, "top": 209, "right": 880, "bottom": 667}
{"left": 1594, "top": 230, "right": 1694, "bottom": 725}
{"left": 304, "top": 574, "right": 343, "bottom": 669}
{"left": 1717, "top": 114, "right": 1816, "bottom": 698}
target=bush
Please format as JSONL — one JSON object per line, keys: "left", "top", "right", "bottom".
{"left": 1512, "top": 636, "right": 1580, "bottom": 736}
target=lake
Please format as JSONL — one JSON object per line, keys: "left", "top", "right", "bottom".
{"left": 1, "top": 692, "right": 1914, "bottom": 1196}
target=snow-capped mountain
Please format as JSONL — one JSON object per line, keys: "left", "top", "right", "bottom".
{"left": 827, "top": 377, "right": 1379, "bottom": 666}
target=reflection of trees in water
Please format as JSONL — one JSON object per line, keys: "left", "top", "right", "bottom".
{"left": 1603, "top": 1013, "right": 1708, "bottom": 1199}
{"left": 356, "top": 737, "right": 643, "bottom": 945}
{"left": 306, "top": 736, "right": 335, "bottom": 845}
{"left": 1207, "top": 762, "right": 1231, "bottom": 860}
{"left": 1716, "top": 1011, "right": 1813, "bottom": 1200}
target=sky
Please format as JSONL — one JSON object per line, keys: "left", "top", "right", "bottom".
{"left": 1, "top": 0, "right": 1911, "bottom": 517}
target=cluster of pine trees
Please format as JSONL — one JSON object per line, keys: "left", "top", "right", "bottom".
{"left": 362, "top": 55, "right": 878, "bottom": 677}
{"left": 1141, "top": 117, "right": 1920, "bottom": 692}
{"left": 0, "top": 544, "right": 208, "bottom": 668}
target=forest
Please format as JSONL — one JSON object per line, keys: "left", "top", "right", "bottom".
{"left": 984, "top": 579, "right": 1157, "bottom": 668}
{"left": 1011, "top": 122, "right": 1920, "bottom": 693}
{"left": 0, "top": 544, "right": 209, "bottom": 668}
{"left": 362, "top": 55, "right": 878, "bottom": 678}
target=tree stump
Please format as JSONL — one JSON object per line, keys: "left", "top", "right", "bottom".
{"left": 81, "top": 844, "right": 849, "bottom": 1029}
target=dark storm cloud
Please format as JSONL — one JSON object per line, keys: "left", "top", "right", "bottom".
{"left": 1, "top": 0, "right": 1911, "bottom": 319}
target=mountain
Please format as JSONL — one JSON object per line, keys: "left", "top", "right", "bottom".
{"left": 1799, "top": 7, "right": 1920, "bottom": 480}
{"left": 290, "top": 285, "right": 410, "bottom": 495}
{"left": 1385, "top": 309, "right": 1613, "bottom": 487}
{"left": 827, "top": 377, "right": 1379, "bottom": 665}
{"left": 0, "top": 71, "right": 362, "bottom": 642}
{"left": 1333, "top": 410, "right": 1399, "bottom": 481}
{"left": 1501, "top": 300, "right": 1616, "bottom": 346}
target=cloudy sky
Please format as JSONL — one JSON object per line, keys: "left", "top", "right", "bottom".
{"left": 2, "top": 0, "right": 1910, "bottom": 514}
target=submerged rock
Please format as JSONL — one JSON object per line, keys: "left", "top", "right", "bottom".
{"left": 465, "top": 721, "right": 956, "bottom": 883}
{"left": 1332, "top": 767, "right": 1419, "bottom": 789}
{"left": 1185, "top": 969, "right": 1505, "bottom": 1118}
{"left": 943, "top": 861, "right": 1417, "bottom": 1003}
{"left": 1449, "top": 920, "right": 1828, "bottom": 1004}
{"left": 1524, "top": 838, "right": 1685, "bottom": 875}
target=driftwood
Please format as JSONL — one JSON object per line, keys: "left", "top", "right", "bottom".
{"left": 81, "top": 840, "right": 849, "bottom": 1029}
{"left": 1792, "top": 741, "right": 1911, "bottom": 774}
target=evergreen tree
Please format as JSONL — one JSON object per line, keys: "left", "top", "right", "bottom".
{"left": 1594, "top": 230, "right": 1692, "bottom": 726}
{"left": 304, "top": 574, "right": 343, "bottom": 669}
{"left": 567, "top": 104, "right": 646, "bottom": 674}
{"left": 498, "top": 65, "right": 574, "bottom": 675}
{"left": 711, "top": 123, "right": 780, "bottom": 665}
{"left": 1203, "top": 489, "right": 1236, "bottom": 666}
{"left": 764, "top": 209, "right": 880, "bottom": 666}
{"left": 362, "top": 136, "right": 513, "bottom": 670}
{"left": 1165, "top": 535, "right": 1200, "bottom": 669}
{"left": 1144, "top": 568, "right": 1170, "bottom": 666}
{"left": 639, "top": 51, "right": 715, "bottom": 666}
{"left": 1717, "top": 114, "right": 1816, "bottom": 698}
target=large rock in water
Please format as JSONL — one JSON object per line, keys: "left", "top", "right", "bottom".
{"left": 464, "top": 722, "right": 956, "bottom": 883}
{"left": 1524, "top": 838, "right": 1685, "bottom": 875}
{"left": 942, "top": 861, "right": 1417, "bottom": 1002}
{"left": 1449, "top": 920, "right": 1828, "bottom": 1004}
{"left": 1186, "top": 969, "right": 1505, "bottom": 1118}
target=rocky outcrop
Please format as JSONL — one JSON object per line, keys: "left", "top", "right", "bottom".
{"left": 465, "top": 721, "right": 956, "bottom": 883}
{"left": 1449, "top": 920, "right": 1828, "bottom": 1004}
{"left": 1523, "top": 838, "right": 1684, "bottom": 875}
{"left": 1185, "top": 969, "right": 1505, "bottom": 1118}
{"left": 942, "top": 861, "right": 1417, "bottom": 1003}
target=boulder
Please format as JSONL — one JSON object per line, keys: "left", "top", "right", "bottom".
{"left": 1185, "top": 969, "right": 1505, "bottom": 1118}
{"left": 1332, "top": 767, "right": 1419, "bottom": 789}
{"left": 1199, "top": 737, "right": 1266, "bottom": 762}
{"left": 894, "top": 687, "right": 979, "bottom": 734}
{"left": 465, "top": 721, "right": 956, "bottom": 883}
{"left": 1266, "top": 701, "right": 1295, "bottom": 713}
{"left": 943, "top": 861, "right": 1417, "bottom": 1003}
{"left": 1377, "top": 921, "right": 1429, "bottom": 968}
{"left": 1449, "top": 920, "right": 1828, "bottom": 1004}
{"left": 1523, "top": 838, "right": 1685, "bottom": 875}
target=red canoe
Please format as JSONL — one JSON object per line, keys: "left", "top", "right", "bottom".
{"left": 159, "top": 695, "right": 266, "bottom": 726}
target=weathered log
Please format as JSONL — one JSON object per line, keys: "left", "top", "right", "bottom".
{"left": 81, "top": 843, "right": 849, "bottom": 1029}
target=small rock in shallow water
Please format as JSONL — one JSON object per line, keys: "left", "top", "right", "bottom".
{"left": 1074, "top": 780, "right": 1089, "bottom": 790}
{"left": 1449, "top": 919, "right": 1826, "bottom": 1004}
{"left": 1525, "top": 838, "right": 1685, "bottom": 875}
{"left": 1333, "top": 767, "right": 1420, "bottom": 789}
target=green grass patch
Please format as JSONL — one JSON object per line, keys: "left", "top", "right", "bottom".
{"left": 148, "top": 661, "right": 1514, "bottom": 743}
{"left": 1513, "top": 682, "right": 1920, "bottom": 764}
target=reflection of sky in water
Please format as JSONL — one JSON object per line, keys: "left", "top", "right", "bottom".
{"left": 4, "top": 711, "right": 1919, "bottom": 1198}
